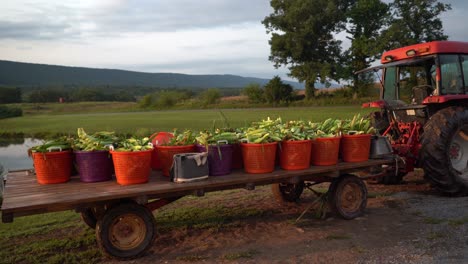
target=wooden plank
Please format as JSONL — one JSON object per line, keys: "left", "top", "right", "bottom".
{"left": 1, "top": 159, "right": 394, "bottom": 221}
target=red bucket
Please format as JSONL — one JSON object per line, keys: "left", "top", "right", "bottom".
{"left": 241, "top": 142, "right": 277, "bottom": 174}
{"left": 280, "top": 140, "right": 312, "bottom": 170}
{"left": 110, "top": 150, "right": 152, "bottom": 185}
{"left": 310, "top": 137, "right": 341, "bottom": 166}
{"left": 150, "top": 132, "right": 174, "bottom": 170}
{"left": 341, "top": 134, "right": 372, "bottom": 162}
{"left": 32, "top": 151, "right": 72, "bottom": 184}
{"left": 156, "top": 145, "right": 196, "bottom": 176}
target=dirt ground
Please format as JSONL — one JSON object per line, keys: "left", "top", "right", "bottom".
{"left": 105, "top": 171, "right": 468, "bottom": 264}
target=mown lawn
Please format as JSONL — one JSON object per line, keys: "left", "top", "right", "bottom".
{"left": 0, "top": 211, "right": 101, "bottom": 264}
{"left": 0, "top": 106, "right": 372, "bottom": 137}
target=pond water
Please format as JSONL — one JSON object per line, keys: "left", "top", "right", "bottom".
{"left": 0, "top": 138, "right": 43, "bottom": 171}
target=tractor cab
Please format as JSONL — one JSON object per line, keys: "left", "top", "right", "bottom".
{"left": 362, "top": 41, "right": 468, "bottom": 114}
{"left": 358, "top": 41, "right": 468, "bottom": 194}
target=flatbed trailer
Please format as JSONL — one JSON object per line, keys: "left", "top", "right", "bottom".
{"left": 1, "top": 158, "right": 396, "bottom": 259}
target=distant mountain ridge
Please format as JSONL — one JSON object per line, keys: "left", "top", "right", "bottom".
{"left": 0, "top": 60, "right": 306, "bottom": 89}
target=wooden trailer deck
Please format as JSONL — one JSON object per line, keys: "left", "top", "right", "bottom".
{"left": 1, "top": 159, "right": 394, "bottom": 223}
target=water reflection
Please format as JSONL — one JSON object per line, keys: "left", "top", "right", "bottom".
{"left": 0, "top": 138, "right": 43, "bottom": 171}
{"left": 0, "top": 137, "right": 24, "bottom": 147}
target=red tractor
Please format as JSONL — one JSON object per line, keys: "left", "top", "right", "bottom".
{"left": 360, "top": 41, "right": 468, "bottom": 195}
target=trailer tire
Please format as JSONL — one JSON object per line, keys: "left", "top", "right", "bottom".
{"left": 271, "top": 182, "right": 304, "bottom": 203}
{"left": 377, "top": 172, "right": 405, "bottom": 185}
{"left": 96, "top": 202, "right": 156, "bottom": 259}
{"left": 421, "top": 106, "right": 468, "bottom": 196}
{"left": 80, "top": 208, "right": 98, "bottom": 229}
{"left": 328, "top": 175, "right": 367, "bottom": 220}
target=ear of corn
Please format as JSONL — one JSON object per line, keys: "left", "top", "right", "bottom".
{"left": 30, "top": 114, "right": 375, "bottom": 152}
{"left": 73, "top": 128, "right": 118, "bottom": 151}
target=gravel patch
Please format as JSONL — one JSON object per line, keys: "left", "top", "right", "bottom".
{"left": 390, "top": 192, "right": 468, "bottom": 263}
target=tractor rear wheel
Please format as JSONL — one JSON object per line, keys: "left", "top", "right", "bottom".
{"left": 421, "top": 106, "right": 468, "bottom": 196}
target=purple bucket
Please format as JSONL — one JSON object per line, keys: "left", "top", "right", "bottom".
{"left": 74, "top": 150, "right": 113, "bottom": 182}
{"left": 196, "top": 144, "right": 233, "bottom": 176}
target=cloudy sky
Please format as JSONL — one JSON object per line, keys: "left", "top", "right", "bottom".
{"left": 0, "top": 0, "right": 466, "bottom": 81}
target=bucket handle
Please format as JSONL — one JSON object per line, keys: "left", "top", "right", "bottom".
{"left": 217, "top": 140, "right": 228, "bottom": 145}
{"left": 47, "top": 146, "right": 62, "bottom": 152}
{"left": 108, "top": 145, "right": 115, "bottom": 151}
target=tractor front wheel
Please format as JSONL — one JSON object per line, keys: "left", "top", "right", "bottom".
{"left": 421, "top": 106, "right": 468, "bottom": 196}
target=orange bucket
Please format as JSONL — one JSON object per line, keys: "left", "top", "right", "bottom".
{"left": 279, "top": 140, "right": 312, "bottom": 170}
{"left": 310, "top": 137, "right": 341, "bottom": 166}
{"left": 241, "top": 142, "right": 277, "bottom": 174}
{"left": 341, "top": 134, "right": 372, "bottom": 162}
{"left": 155, "top": 145, "right": 196, "bottom": 176}
{"left": 150, "top": 132, "right": 174, "bottom": 170}
{"left": 32, "top": 151, "right": 72, "bottom": 184}
{"left": 110, "top": 150, "right": 152, "bottom": 185}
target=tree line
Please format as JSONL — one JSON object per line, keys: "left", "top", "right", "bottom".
{"left": 0, "top": 86, "right": 244, "bottom": 105}
{"left": 263, "top": 0, "right": 451, "bottom": 99}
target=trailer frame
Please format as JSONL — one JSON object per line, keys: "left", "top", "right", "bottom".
{"left": 1, "top": 158, "right": 396, "bottom": 259}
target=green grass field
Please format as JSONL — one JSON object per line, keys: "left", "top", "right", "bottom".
{"left": 0, "top": 105, "right": 372, "bottom": 137}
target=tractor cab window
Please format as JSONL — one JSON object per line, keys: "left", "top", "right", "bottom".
{"left": 440, "top": 55, "right": 464, "bottom": 95}
{"left": 397, "top": 65, "right": 430, "bottom": 102}
{"left": 394, "top": 58, "right": 435, "bottom": 104}
{"left": 381, "top": 57, "right": 435, "bottom": 104}
{"left": 383, "top": 66, "right": 397, "bottom": 100}
{"left": 461, "top": 55, "right": 468, "bottom": 94}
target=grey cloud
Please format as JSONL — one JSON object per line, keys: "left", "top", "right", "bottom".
{"left": 90, "top": 0, "right": 270, "bottom": 34}
{"left": 441, "top": 0, "right": 468, "bottom": 41}
{"left": 0, "top": 1, "right": 271, "bottom": 40}
{"left": 0, "top": 1, "right": 84, "bottom": 40}
{"left": 0, "top": 20, "right": 74, "bottom": 40}
{"left": 114, "top": 56, "right": 286, "bottom": 79}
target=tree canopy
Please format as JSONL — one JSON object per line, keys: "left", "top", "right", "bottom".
{"left": 343, "top": 0, "right": 389, "bottom": 95}
{"left": 383, "top": 0, "right": 451, "bottom": 49}
{"left": 263, "top": 0, "right": 452, "bottom": 97}
{"left": 264, "top": 76, "right": 293, "bottom": 105}
{"left": 262, "top": 0, "right": 348, "bottom": 99}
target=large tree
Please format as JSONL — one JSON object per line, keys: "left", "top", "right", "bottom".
{"left": 262, "top": 0, "right": 349, "bottom": 99}
{"left": 383, "top": 0, "right": 451, "bottom": 49}
{"left": 242, "top": 83, "right": 265, "bottom": 103}
{"left": 343, "top": 0, "right": 389, "bottom": 95}
{"left": 263, "top": 76, "right": 293, "bottom": 105}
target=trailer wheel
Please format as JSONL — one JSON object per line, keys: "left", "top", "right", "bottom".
{"left": 271, "top": 182, "right": 304, "bottom": 203}
{"left": 377, "top": 172, "right": 405, "bottom": 185}
{"left": 421, "top": 106, "right": 468, "bottom": 196}
{"left": 80, "top": 208, "right": 98, "bottom": 229}
{"left": 96, "top": 203, "right": 156, "bottom": 259}
{"left": 328, "top": 175, "right": 367, "bottom": 220}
